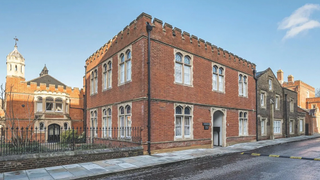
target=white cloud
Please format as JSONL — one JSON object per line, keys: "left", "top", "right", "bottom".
{"left": 278, "top": 4, "right": 320, "bottom": 40}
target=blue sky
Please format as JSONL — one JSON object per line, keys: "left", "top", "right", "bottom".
{"left": 1, "top": 1, "right": 320, "bottom": 90}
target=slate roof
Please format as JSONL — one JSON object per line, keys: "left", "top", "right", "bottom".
{"left": 27, "top": 74, "right": 67, "bottom": 88}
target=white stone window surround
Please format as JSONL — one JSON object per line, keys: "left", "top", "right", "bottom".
{"left": 102, "top": 106, "right": 112, "bottom": 138}
{"left": 238, "top": 111, "right": 248, "bottom": 136}
{"left": 268, "top": 78, "right": 273, "bottom": 91}
{"left": 174, "top": 103, "right": 194, "bottom": 141}
{"left": 273, "top": 119, "right": 283, "bottom": 135}
{"left": 90, "top": 109, "right": 98, "bottom": 137}
{"left": 299, "top": 118, "right": 305, "bottom": 133}
{"left": 118, "top": 45, "right": 132, "bottom": 86}
{"left": 275, "top": 95, "right": 280, "bottom": 110}
{"left": 173, "top": 49, "right": 194, "bottom": 87}
{"left": 102, "top": 58, "right": 113, "bottom": 91}
{"left": 212, "top": 63, "right": 225, "bottom": 93}
{"left": 33, "top": 91, "right": 70, "bottom": 115}
{"left": 259, "top": 116, "right": 268, "bottom": 136}
{"left": 289, "top": 119, "right": 294, "bottom": 134}
{"left": 260, "top": 90, "right": 267, "bottom": 109}
{"left": 238, "top": 72, "right": 248, "bottom": 98}
{"left": 90, "top": 68, "right": 98, "bottom": 95}
{"left": 117, "top": 102, "right": 132, "bottom": 139}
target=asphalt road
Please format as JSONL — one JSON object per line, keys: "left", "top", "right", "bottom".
{"left": 98, "top": 138, "right": 320, "bottom": 180}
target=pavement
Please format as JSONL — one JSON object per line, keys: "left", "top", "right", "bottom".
{"left": 1, "top": 134, "right": 320, "bottom": 180}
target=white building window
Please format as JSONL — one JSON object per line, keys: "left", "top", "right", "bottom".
{"left": 91, "top": 110, "right": 98, "bottom": 137}
{"left": 261, "top": 118, "right": 266, "bottom": 136}
{"left": 175, "top": 104, "right": 193, "bottom": 140}
{"left": 274, "top": 120, "right": 281, "bottom": 134}
{"left": 119, "top": 105, "right": 132, "bottom": 139}
{"left": 212, "top": 64, "right": 225, "bottom": 92}
{"left": 268, "top": 79, "right": 272, "bottom": 91}
{"left": 45, "top": 97, "right": 54, "bottom": 112}
{"left": 94, "top": 69, "right": 98, "bottom": 93}
{"left": 289, "top": 120, "right": 294, "bottom": 134}
{"left": 36, "top": 97, "right": 43, "bottom": 112}
{"left": 300, "top": 119, "right": 304, "bottom": 132}
{"left": 102, "top": 60, "right": 112, "bottom": 91}
{"left": 55, "top": 98, "right": 63, "bottom": 112}
{"left": 239, "top": 111, "right": 248, "bottom": 136}
{"left": 174, "top": 50, "right": 193, "bottom": 86}
{"left": 290, "top": 98, "right": 294, "bottom": 112}
{"left": 275, "top": 95, "right": 280, "bottom": 110}
{"left": 119, "top": 48, "right": 132, "bottom": 85}
{"left": 238, "top": 73, "right": 248, "bottom": 97}
{"left": 103, "top": 107, "right": 112, "bottom": 138}
{"left": 260, "top": 91, "right": 266, "bottom": 108}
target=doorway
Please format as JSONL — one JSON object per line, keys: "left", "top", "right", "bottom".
{"left": 48, "top": 124, "right": 60, "bottom": 142}
{"left": 213, "top": 111, "right": 224, "bottom": 146}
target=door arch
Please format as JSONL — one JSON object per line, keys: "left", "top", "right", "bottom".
{"left": 48, "top": 124, "right": 60, "bottom": 142}
{"left": 212, "top": 109, "right": 226, "bottom": 147}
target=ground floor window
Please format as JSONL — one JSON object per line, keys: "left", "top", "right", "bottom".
{"left": 289, "top": 120, "right": 294, "bottom": 134}
{"left": 239, "top": 111, "right": 248, "bottom": 136}
{"left": 175, "top": 104, "right": 193, "bottom": 140}
{"left": 300, "top": 119, "right": 303, "bottom": 132}
{"left": 261, "top": 119, "right": 266, "bottom": 136}
{"left": 274, "top": 120, "right": 281, "bottom": 134}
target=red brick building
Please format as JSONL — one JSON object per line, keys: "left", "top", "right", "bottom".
{"left": 2, "top": 44, "right": 84, "bottom": 141}
{"left": 85, "top": 13, "right": 257, "bottom": 153}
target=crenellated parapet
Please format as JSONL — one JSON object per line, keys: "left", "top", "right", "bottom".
{"left": 85, "top": 12, "right": 256, "bottom": 74}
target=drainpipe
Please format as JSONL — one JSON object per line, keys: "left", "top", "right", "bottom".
{"left": 284, "top": 93, "right": 288, "bottom": 137}
{"left": 84, "top": 65, "right": 87, "bottom": 139}
{"left": 253, "top": 70, "right": 258, "bottom": 141}
{"left": 146, "top": 22, "right": 153, "bottom": 155}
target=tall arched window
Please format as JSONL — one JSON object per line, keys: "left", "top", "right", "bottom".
{"left": 55, "top": 98, "right": 63, "bottom": 112}
{"left": 212, "top": 66, "right": 218, "bottom": 91}
{"left": 107, "top": 61, "right": 112, "bottom": 89}
{"left": 103, "top": 64, "right": 107, "bottom": 90}
{"left": 91, "top": 110, "right": 98, "bottom": 137}
{"left": 36, "top": 97, "right": 43, "bottom": 112}
{"left": 94, "top": 69, "right": 98, "bottom": 93}
{"left": 175, "top": 105, "right": 193, "bottom": 139}
{"left": 174, "top": 52, "right": 193, "bottom": 85}
{"left": 91, "top": 72, "right": 94, "bottom": 95}
{"left": 239, "top": 111, "right": 248, "bottom": 136}
{"left": 219, "top": 67, "right": 224, "bottom": 92}
{"left": 103, "top": 108, "right": 112, "bottom": 138}
{"left": 239, "top": 74, "right": 248, "bottom": 97}
{"left": 45, "top": 97, "right": 54, "bottom": 112}
{"left": 119, "top": 49, "right": 132, "bottom": 85}
{"left": 119, "top": 105, "right": 131, "bottom": 138}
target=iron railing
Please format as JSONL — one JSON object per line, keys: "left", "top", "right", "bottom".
{"left": 0, "top": 126, "right": 142, "bottom": 156}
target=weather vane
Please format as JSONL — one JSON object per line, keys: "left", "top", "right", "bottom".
{"left": 13, "top": 36, "right": 19, "bottom": 46}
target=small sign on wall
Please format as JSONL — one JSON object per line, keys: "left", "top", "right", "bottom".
{"left": 202, "top": 123, "right": 210, "bottom": 130}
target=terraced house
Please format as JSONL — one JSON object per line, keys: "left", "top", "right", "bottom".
{"left": 85, "top": 13, "right": 257, "bottom": 154}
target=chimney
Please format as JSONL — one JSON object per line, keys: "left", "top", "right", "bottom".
{"left": 277, "top": 69, "right": 284, "bottom": 84}
{"left": 288, "top": 75, "right": 294, "bottom": 83}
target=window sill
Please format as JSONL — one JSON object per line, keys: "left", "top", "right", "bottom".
{"left": 238, "top": 95, "right": 248, "bottom": 98}
{"left": 102, "top": 88, "right": 112, "bottom": 92}
{"left": 212, "top": 90, "right": 225, "bottom": 94}
{"left": 174, "top": 82, "right": 193, "bottom": 87}
{"left": 119, "top": 80, "right": 132, "bottom": 86}
{"left": 174, "top": 137, "right": 193, "bottom": 141}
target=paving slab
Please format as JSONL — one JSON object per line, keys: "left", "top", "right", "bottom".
{"left": 63, "top": 164, "right": 93, "bottom": 177}
{"left": 25, "top": 168, "right": 53, "bottom": 180}
{"left": 45, "top": 166, "right": 74, "bottom": 180}
{"left": 79, "top": 162, "right": 108, "bottom": 175}
{"left": 4, "top": 171, "right": 28, "bottom": 180}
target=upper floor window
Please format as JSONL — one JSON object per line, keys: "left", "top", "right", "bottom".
{"left": 119, "top": 48, "right": 132, "bottom": 85}
{"left": 212, "top": 64, "right": 225, "bottom": 92}
{"left": 55, "top": 98, "right": 63, "bottom": 113}
{"left": 174, "top": 51, "right": 193, "bottom": 86}
{"left": 90, "top": 69, "right": 98, "bottom": 95}
{"left": 290, "top": 98, "right": 294, "bottom": 112}
{"left": 268, "top": 79, "right": 272, "bottom": 91}
{"left": 239, "top": 111, "right": 248, "bottom": 136}
{"left": 175, "top": 104, "right": 193, "bottom": 140}
{"left": 46, "top": 97, "right": 54, "bottom": 112}
{"left": 275, "top": 95, "right": 280, "bottom": 110}
{"left": 260, "top": 91, "right": 266, "bottom": 108}
{"left": 119, "top": 105, "right": 132, "bottom": 138}
{"left": 36, "top": 97, "right": 43, "bottom": 112}
{"left": 238, "top": 74, "right": 248, "bottom": 97}
{"left": 103, "top": 60, "right": 112, "bottom": 90}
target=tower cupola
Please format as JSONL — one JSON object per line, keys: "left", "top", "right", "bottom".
{"left": 6, "top": 37, "right": 25, "bottom": 79}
